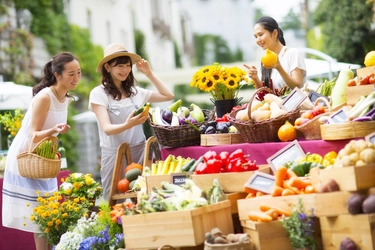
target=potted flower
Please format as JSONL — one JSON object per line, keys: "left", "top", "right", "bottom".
{"left": 280, "top": 198, "right": 316, "bottom": 250}
{"left": 190, "top": 62, "right": 251, "bottom": 117}
{"left": 30, "top": 191, "right": 90, "bottom": 246}
{"left": 59, "top": 173, "right": 103, "bottom": 204}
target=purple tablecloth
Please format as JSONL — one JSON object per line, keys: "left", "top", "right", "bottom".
{"left": 0, "top": 170, "right": 71, "bottom": 250}
{"left": 161, "top": 139, "right": 352, "bottom": 164}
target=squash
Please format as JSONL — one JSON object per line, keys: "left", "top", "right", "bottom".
{"left": 251, "top": 99, "right": 263, "bottom": 112}
{"left": 235, "top": 108, "right": 249, "bottom": 121}
{"left": 264, "top": 93, "right": 283, "bottom": 105}
{"left": 251, "top": 109, "right": 271, "bottom": 121}
{"left": 270, "top": 101, "right": 287, "bottom": 118}
{"left": 277, "top": 120, "right": 296, "bottom": 142}
{"left": 257, "top": 102, "right": 270, "bottom": 111}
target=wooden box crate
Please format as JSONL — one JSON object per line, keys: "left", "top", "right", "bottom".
{"left": 346, "top": 66, "right": 375, "bottom": 106}
{"left": 121, "top": 200, "right": 234, "bottom": 249}
{"left": 241, "top": 218, "right": 322, "bottom": 250}
{"left": 320, "top": 213, "right": 375, "bottom": 250}
{"left": 145, "top": 174, "right": 170, "bottom": 193}
{"left": 224, "top": 192, "right": 248, "bottom": 214}
{"left": 320, "top": 121, "right": 375, "bottom": 140}
{"left": 311, "top": 164, "right": 375, "bottom": 192}
{"left": 191, "top": 165, "right": 271, "bottom": 193}
{"left": 200, "top": 133, "right": 245, "bottom": 146}
{"left": 237, "top": 192, "right": 352, "bottom": 220}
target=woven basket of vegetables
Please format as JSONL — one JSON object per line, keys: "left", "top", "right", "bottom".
{"left": 149, "top": 109, "right": 213, "bottom": 148}
{"left": 228, "top": 87, "right": 300, "bottom": 143}
{"left": 17, "top": 135, "right": 61, "bottom": 179}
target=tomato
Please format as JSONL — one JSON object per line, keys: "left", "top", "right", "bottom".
{"left": 117, "top": 178, "right": 130, "bottom": 193}
{"left": 369, "top": 76, "right": 375, "bottom": 84}
{"left": 347, "top": 79, "right": 357, "bottom": 87}
{"left": 359, "top": 76, "right": 370, "bottom": 85}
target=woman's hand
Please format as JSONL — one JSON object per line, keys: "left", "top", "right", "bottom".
{"left": 55, "top": 123, "right": 71, "bottom": 134}
{"left": 136, "top": 59, "right": 152, "bottom": 76}
{"left": 243, "top": 64, "right": 262, "bottom": 88}
{"left": 125, "top": 110, "right": 149, "bottom": 127}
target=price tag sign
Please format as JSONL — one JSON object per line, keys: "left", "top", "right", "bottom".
{"left": 327, "top": 107, "right": 349, "bottom": 124}
{"left": 281, "top": 87, "right": 307, "bottom": 112}
{"left": 365, "top": 131, "right": 375, "bottom": 144}
{"left": 267, "top": 140, "right": 305, "bottom": 173}
{"left": 308, "top": 91, "right": 330, "bottom": 106}
{"left": 170, "top": 173, "right": 191, "bottom": 186}
{"left": 244, "top": 171, "right": 275, "bottom": 194}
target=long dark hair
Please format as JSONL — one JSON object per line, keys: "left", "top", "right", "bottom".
{"left": 100, "top": 56, "right": 138, "bottom": 100}
{"left": 33, "top": 52, "right": 77, "bottom": 97}
{"left": 256, "top": 16, "right": 286, "bottom": 88}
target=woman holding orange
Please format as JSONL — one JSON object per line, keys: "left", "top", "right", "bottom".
{"left": 244, "top": 16, "right": 306, "bottom": 93}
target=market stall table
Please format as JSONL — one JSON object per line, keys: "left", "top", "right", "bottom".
{"left": 161, "top": 139, "right": 352, "bottom": 165}
{"left": 0, "top": 170, "right": 71, "bottom": 250}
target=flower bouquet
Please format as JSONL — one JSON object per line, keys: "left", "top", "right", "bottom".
{"left": 0, "top": 108, "right": 24, "bottom": 136}
{"left": 59, "top": 173, "right": 102, "bottom": 202}
{"left": 280, "top": 198, "right": 316, "bottom": 250}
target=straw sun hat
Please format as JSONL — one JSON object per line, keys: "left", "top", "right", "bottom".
{"left": 96, "top": 43, "right": 142, "bottom": 72}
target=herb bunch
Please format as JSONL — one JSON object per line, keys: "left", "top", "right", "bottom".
{"left": 35, "top": 139, "right": 58, "bottom": 159}
{"left": 280, "top": 198, "right": 316, "bottom": 250}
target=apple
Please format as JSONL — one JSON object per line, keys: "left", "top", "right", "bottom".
{"left": 301, "top": 110, "right": 314, "bottom": 120}
{"left": 300, "top": 118, "right": 311, "bottom": 126}
{"left": 312, "top": 105, "right": 325, "bottom": 117}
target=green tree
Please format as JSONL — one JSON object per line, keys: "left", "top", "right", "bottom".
{"left": 134, "top": 29, "right": 148, "bottom": 60}
{"left": 313, "top": 0, "right": 374, "bottom": 65}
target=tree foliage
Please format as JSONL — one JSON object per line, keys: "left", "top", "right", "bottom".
{"left": 313, "top": 0, "right": 374, "bottom": 65}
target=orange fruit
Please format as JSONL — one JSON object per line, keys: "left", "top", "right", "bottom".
{"left": 261, "top": 49, "right": 278, "bottom": 68}
{"left": 278, "top": 120, "right": 297, "bottom": 142}
{"left": 124, "top": 162, "right": 143, "bottom": 174}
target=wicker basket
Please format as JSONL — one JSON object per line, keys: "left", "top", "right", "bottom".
{"left": 228, "top": 87, "right": 300, "bottom": 143}
{"left": 17, "top": 136, "right": 61, "bottom": 179}
{"left": 295, "top": 97, "right": 332, "bottom": 140}
{"left": 149, "top": 109, "right": 213, "bottom": 148}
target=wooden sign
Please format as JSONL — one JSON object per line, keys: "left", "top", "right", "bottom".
{"left": 244, "top": 171, "right": 275, "bottom": 194}
{"left": 281, "top": 87, "right": 307, "bottom": 112}
{"left": 170, "top": 172, "right": 191, "bottom": 186}
{"left": 327, "top": 107, "right": 349, "bottom": 124}
{"left": 365, "top": 131, "right": 375, "bottom": 144}
{"left": 267, "top": 140, "right": 305, "bottom": 173}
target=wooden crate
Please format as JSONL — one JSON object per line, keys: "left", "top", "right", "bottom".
{"left": 121, "top": 200, "right": 234, "bottom": 249}
{"left": 346, "top": 84, "right": 374, "bottom": 106}
{"left": 200, "top": 133, "right": 245, "bottom": 146}
{"left": 145, "top": 174, "right": 170, "bottom": 193}
{"left": 241, "top": 218, "right": 322, "bottom": 250}
{"left": 190, "top": 165, "right": 271, "bottom": 193}
{"left": 311, "top": 164, "right": 375, "bottom": 192}
{"left": 224, "top": 192, "right": 248, "bottom": 214}
{"left": 320, "top": 213, "right": 375, "bottom": 250}
{"left": 356, "top": 65, "right": 375, "bottom": 78}
{"left": 237, "top": 192, "right": 352, "bottom": 220}
{"left": 321, "top": 121, "right": 375, "bottom": 140}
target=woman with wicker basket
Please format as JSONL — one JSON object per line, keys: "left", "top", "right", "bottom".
{"left": 89, "top": 43, "right": 174, "bottom": 201}
{"left": 243, "top": 16, "right": 306, "bottom": 95}
{"left": 2, "top": 52, "right": 81, "bottom": 250}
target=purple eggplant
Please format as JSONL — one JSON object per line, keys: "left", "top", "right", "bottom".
{"left": 352, "top": 117, "right": 373, "bottom": 122}
{"left": 178, "top": 117, "right": 186, "bottom": 125}
{"left": 187, "top": 116, "right": 197, "bottom": 124}
{"left": 161, "top": 109, "right": 173, "bottom": 125}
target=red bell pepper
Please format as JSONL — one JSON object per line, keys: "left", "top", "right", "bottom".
{"left": 206, "top": 158, "right": 222, "bottom": 174}
{"left": 228, "top": 149, "right": 245, "bottom": 161}
{"left": 195, "top": 162, "right": 208, "bottom": 174}
{"left": 203, "top": 150, "right": 217, "bottom": 162}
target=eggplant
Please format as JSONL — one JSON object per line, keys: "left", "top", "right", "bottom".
{"left": 187, "top": 116, "right": 197, "bottom": 124}
{"left": 207, "top": 120, "right": 217, "bottom": 128}
{"left": 178, "top": 117, "right": 186, "bottom": 125}
{"left": 199, "top": 125, "right": 207, "bottom": 134}
{"left": 161, "top": 109, "right": 173, "bottom": 124}
{"left": 204, "top": 126, "right": 216, "bottom": 134}
{"left": 216, "top": 123, "right": 229, "bottom": 133}
{"left": 352, "top": 117, "right": 373, "bottom": 122}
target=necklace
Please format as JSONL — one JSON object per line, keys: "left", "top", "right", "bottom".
{"left": 52, "top": 85, "right": 65, "bottom": 102}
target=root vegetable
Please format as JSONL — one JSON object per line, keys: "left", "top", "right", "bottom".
{"left": 251, "top": 109, "right": 271, "bottom": 121}
{"left": 355, "top": 160, "right": 366, "bottom": 167}
{"left": 359, "top": 148, "right": 375, "bottom": 164}
{"left": 347, "top": 193, "right": 366, "bottom": 214}
{"left": 362, "top": 194, "right": 375, "bottom": 213}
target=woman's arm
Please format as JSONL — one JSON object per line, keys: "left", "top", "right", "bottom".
{"left": 136, "top": 59, "right": 175, "bottom": 102}
{"left": 91, "top": 104, "right": 148, "bottom": 136}
{"left": 275, "top": 62, "right": 304, "bottom": 89}
{"left": 243, "top": 64, "right": 263, "bottom": 88}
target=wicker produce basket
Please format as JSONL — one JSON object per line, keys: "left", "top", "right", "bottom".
{"left": 321, "top": 121, "right": 375, "bottom": 140}
{"left": 17, "top": 135, "right": 61, "bottom": 179}
{"left": 294, "top": 97, "right": 332, "bottom": 140}
{"left": 149, "top": 109, "right": 212, "bottom": 148}
{"left": 228, "top": 87, "right": 300, "bottom": 143}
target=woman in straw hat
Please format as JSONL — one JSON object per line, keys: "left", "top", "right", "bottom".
{"left": 89, "top": 43, "right": 174, "bottom": 200}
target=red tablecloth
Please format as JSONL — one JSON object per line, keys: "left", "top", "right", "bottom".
{"left": 0, "top": 170, "right": 71, "bottom": 250}
{"left": 161, "top": 139, "right": 352, "bottom": 164}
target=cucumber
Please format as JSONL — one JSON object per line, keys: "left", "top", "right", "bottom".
{"left": 181, "top": 159, "right": 195, "bottom": 172}
{"left": 188, "top": 156, "right": 203, "bottom": 172}
{"left": 134, "top": 106, "right": 144, "bottom": 116}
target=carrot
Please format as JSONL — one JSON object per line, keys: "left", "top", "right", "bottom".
{"left": 265, "top": 208, "right": 278, "bottom": 220}
{"left": 274, "top": 166, "right": 288, "bottom": 187}
{"left": 259, "top": 204, "right": 291, "bottom": 217}
{"left": 246, "top": 193, "right": 256, "bottom": 199}
{"left": 283, "top": 180, "right": 302, "bottom": 194}
{"left": 286, "top": 169, "right": 298, "bottom": 179}
{"left": 281, "top": 188, "right": 295, "bottom": 196}
{"left": 248, "top": 210, "right": 273, "bottom": 222}
{"left": 243, "top": 186, "right": 258, "bottom": 194}
{"left": 256, "top": 191, "right": 266, "bottom": 197}
{"left": 304, "top": 185, "right": 316, "bottom": 194}
{"left": 271, "top": 185, "right": 284, "bottom": 197}
{"left": 288, "top": 177, "right": 312, "bottom": 189}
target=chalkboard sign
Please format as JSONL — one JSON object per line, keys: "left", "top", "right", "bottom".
{"left": 267, "top": 140, "right": 305, "bottom": 173}
{"left": 244, "top": 171, "right": 275, "bottom": 194}
{"left": 327, "top": 107, "right": 349, "bottom": 124}
{"left": 281, "top": 87, "right": 307, "bottom": 112}
{"left": 309, "top": 91, "right": 330, "bottom": 106}
{"left": 365, "top": 131, "right": 375, "bottom": 144}
{"left": 170, "top": 173, "right": 191, "bottom": 186}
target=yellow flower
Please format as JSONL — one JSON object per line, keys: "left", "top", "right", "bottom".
{"left": 190, "top": 62, "right": 251, "bottom": 101}
{"left": 0, "top": 108, "right": 24, "bottom": 136}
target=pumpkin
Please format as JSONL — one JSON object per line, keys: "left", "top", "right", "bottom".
{"left": 118, "top": 178, "right": 130, "bottom": 193}
{"left": 124, "top": 162, "right": 143, "bottom": 174}
{"left": 277, "top": 121, "right": 297, "bottom": 142}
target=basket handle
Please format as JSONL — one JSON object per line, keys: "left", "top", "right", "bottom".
{"left": 28, "top": 133, "right": 38, "bottom": 153}
{"left": 313, "top": 97, "right": 331, "bottom": 112}
{"left": 157, "top": 245, "right": 177, "bottom": 250}
{"left": 247, "top": 87, "right": 274, "bottom": 120}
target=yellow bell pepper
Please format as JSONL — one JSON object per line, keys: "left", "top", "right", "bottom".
{"left": 322, "top": 151, "right": 337, "bottom": 167}
{"left": 297, "top": 153, "right": 323, "bottom": 164}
